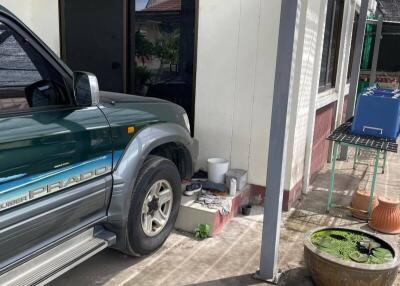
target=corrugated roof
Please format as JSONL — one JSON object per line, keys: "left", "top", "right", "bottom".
{"left": 144, "top": 0, "right": 181, "bottom": 12}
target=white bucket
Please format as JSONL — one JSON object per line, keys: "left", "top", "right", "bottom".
{"left": 207, "top": 158, "right": 229, "bottom": 184}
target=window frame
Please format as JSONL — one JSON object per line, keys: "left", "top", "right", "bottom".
{"left": 347, "top": 12, "right": 359, "bottom": 82}
{"left": 319, "top": 0, "right": 344, "bottom": 93}
{"left": 0, "top": 14, "right": 76, "bottom": 117}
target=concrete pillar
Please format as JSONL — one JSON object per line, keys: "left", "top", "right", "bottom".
{"left": 346, "top": 0, "right": 370, "bottom": 118}
{"left": 256, "top": 0, "right": 298, "bottom": 282}
{"left": 340, "top": 0, "right": 369, "bottom": 159}
{"left": 370, "top": 12, "right": 383, "bottom": 85}
{"left": 334, "top": 0, "right": 356, "bottom": 129}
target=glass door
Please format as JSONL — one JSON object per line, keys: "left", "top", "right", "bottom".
{"left": 133, "top": 0, "right": 196, "bottom": 134}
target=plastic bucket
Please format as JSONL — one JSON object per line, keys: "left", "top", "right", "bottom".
{"left": 207, "top": 158, "right": 229, "bottom": 184}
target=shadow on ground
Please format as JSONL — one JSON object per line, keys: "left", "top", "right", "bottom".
{"left": 186, "top": 274, "right": 261, "bottom": 286}
{"left": 185, "top": 267, "right": 314, "bottom": 286}
{"left": 49, "top": 249, "right": 142, "bottom": 285}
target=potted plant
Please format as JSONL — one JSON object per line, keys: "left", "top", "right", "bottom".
{"left": 304, "top": 227, "right": 400, "bottom": 286}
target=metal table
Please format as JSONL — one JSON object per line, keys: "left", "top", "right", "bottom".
{"left": 326, "top": 121, "right": 398, "bottom": 217}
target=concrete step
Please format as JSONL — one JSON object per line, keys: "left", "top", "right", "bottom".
{"left": 175, "top": 186, "right": 252, "bottom": 236}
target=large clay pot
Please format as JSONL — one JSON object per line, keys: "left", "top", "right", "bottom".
{"left": 351, "top": 189, "right": 378, "bottom": 220}
{"left": 369, "top": 197, "right": 400, "bottom": 234}
{"left": 304, "top": 227, "right": 400, "bottom": 286}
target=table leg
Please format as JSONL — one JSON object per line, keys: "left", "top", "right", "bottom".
{"left": 327, "top": 142, "right": 339, "bottom": 212}
{"left": 368, "top": 150, "right": 381, "bottom": 216}
{"left": 382, "top": 151, "right": 387, "bottom": 174}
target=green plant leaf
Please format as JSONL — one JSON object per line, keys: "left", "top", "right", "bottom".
{"left": 372, "top": 248, "right": 393, "bottom": 261}
{"left": 315, "top": 237, "right": 338, "bottom": 249}
{"left": 324, "top": 248, "right": 341, "bottom": 257}
{"left": 194, "top": 224, "right": 211, "bottom": 240}
{"left": 370, "top": 256, "right": 385, "bottom": 264}
{"left": 350, "top": 251, "right": 369, "bottom": 263}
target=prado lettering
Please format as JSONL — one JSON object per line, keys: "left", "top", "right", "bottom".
{"left": 0, "top": 153, "right": 119, "bottom": 213}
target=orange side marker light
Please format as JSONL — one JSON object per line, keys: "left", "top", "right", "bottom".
{"left": 128, "top": 126, "right": 135, "bottom": 134}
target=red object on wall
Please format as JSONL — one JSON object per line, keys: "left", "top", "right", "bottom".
{"left": 310, "top": 103, "right": 335, "bottom": 178}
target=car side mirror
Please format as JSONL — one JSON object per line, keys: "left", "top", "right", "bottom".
{"left": 73, "top": 71, "right": 100, "bottom": 106}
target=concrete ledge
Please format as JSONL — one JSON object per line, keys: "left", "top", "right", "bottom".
{"left": 283, "top": 179, "right": 303, "bottom": 211}
{"left": 175, "top": 186, "right": 252, "bottom": 236}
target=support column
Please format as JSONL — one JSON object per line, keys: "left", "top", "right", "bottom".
{"left": 256, "top": 0, "right": 298, "bottom": 282}
{"left": 302, "top": 0, "right": 328, "bottom": 194}
{"left": 340, "top": 0, "right": 370, "bottom": 159}
{"left": 369, "top": 12, "right": 383, "bottom": 85}
{"left": 334, "top": 0, "right": 356, "bottom": 129}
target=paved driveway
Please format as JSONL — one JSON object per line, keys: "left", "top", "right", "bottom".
{"left": 52, "top": 149, "right": 400, "bottom": 286}
{"left": 50, "top": 209, "right": 272, "bottom": 286}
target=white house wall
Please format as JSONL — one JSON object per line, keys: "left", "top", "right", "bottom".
{"left": 284, "top": 0, "right": 326, "bottom": 191}
{"left": 284, "top": 0, "right": 312, "bottom": 191}
{"left": 285, "top": 0, "right": 357, "bottom": 192}
{"left": 0, "top": 0, "right": 358, "bottom": 192}
{"left": 0, "top": 0, "right": 60, "bottom": 55}
{"left": 194, "top": 0, "right": 282, "bottom": 186}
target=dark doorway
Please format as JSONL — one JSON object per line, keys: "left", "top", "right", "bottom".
{"left": 59, "top": 0, "right": 127, "bottom": 93}
{"left": 59, "top": 0, "right": 196, "bottom": 134}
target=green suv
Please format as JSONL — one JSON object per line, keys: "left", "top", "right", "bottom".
{"left": 0, "top": 6, "right": 197, "bottom": 285}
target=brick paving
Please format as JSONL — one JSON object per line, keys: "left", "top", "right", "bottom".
{"left": 52, "top": 147, "right": 400, "bottom": 286}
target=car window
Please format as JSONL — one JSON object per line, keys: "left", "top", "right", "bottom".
{"left": 0, "top": 22, "right": 69, "bottom": 113}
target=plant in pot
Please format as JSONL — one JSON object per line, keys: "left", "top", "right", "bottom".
{"left": 304, "top": 227, "right": 400, "bottom": 286}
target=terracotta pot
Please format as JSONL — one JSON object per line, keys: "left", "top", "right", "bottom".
{"left": 351, "top": 189, "right": 378, "bottom": 220}
{"left": 369, "top": 197, "right": 400, "bottom": 234}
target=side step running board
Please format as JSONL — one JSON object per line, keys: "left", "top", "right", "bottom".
{"left": 0, "top": 227, "right": 116, "bottom": 286}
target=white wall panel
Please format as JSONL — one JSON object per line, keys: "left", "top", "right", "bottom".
{"left": 285, "top": 0, "right": 357, "bottom": 191}
{"left": 230, "top": 0, "right": 261, "bottom": 172}
{"left": 284, "top": 0, "right": 309, "bottom": 190}
{"left": 194, "top": 0, "right": 240, "bottom": 169}
{"left": 0, "top": 0, "right": 60, "bottom": 55}
{"left": 194, "top": 0, "right": 282, "bottom": 186}
{"left": 247, "top": 0, "right": 281, "bottom": 185}
{"left": 287, "top": 0, "right": 322, "bottom": 189}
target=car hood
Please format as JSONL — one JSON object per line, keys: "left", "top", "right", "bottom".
{"left": 100, "top": 91, "right": 168, "bottom": 105}
{"left": 98, "top": 91, "right": 189, "bottom": 153}
{"left": 99, "top": 91, "right": 186, "bottom": 126}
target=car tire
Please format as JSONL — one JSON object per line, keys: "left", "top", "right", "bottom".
{"left": 124, "top": 155, "right": 182, "bottom": 256}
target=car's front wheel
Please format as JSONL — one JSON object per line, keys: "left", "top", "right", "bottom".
{"left": 125, "top": 156, "right": 182, "bottom": 256}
